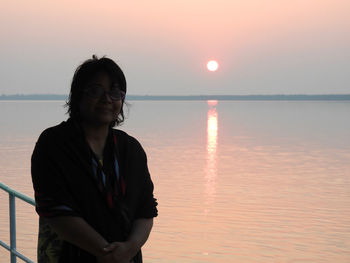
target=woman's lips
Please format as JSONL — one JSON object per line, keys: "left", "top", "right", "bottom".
{"left": 96, "top": 107, "right": 113, "bottom": 113}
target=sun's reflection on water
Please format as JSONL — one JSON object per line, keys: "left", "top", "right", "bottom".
{"left": 205, "top": 100, "right": 218, "bottom": 213}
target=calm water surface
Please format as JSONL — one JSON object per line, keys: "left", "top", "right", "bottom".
{"left": 0, "top": 100, "right": 350, "bottom": 262}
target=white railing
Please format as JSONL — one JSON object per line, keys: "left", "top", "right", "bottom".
{"left": 0, "top": 182, "right": 36, "bottom": 263}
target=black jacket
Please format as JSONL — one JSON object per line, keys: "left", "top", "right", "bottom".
{"left": 31, "top": 118, "right": 158, "bottom": 262}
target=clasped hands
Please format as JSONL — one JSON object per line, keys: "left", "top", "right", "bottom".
{"left": 97, "top": 241, "right": 137, "bottom": 263}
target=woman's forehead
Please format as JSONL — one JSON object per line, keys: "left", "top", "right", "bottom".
{"left": 86, "top": 72, "right": 120, "bottom": 86}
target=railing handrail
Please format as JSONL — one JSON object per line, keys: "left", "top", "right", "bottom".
{"left": 0, "top": 181, "right": 36, "bottom": 263}
{"left": 0, "top": 182, "right": 35, "bottom": 205}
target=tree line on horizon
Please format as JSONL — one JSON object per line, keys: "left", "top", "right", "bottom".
{"left": 1, "top": 94, "right": 349, "bottom": 100}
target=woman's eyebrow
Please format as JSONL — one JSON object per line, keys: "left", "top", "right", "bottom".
{"left": 111, "top": 84, "right": 121, "bottom": 89}
{"left": 86, "top": 83, "right": 104, "bottom": 87}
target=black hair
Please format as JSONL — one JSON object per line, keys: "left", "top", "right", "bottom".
{"left": 66, "top": 55, "right": 127, "bottom": 126}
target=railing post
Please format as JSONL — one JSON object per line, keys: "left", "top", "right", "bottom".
{"left": 9, "top": 193, "right": 17, "bottom": 263}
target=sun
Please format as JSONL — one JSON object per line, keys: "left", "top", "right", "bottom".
{"left": 207, "top": 60, "right": 219, "bottom": 72}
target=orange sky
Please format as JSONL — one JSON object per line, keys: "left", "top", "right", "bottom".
{"left": 1, "top": 0, "right": 349, "bottom": 94}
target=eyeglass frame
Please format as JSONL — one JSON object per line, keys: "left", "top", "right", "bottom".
{"left": 83, "top": 85, "right": 126, "bottom": 101}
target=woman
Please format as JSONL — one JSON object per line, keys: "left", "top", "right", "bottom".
{"left": 31, "top": 56, "right": 158, "bottom": 263}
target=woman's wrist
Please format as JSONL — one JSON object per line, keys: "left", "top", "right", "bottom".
{"left": 93, "top": 242, "right": 110, "bottom": 257}
{"left": 125, "top": 239, "right": 141, "bottom": 257}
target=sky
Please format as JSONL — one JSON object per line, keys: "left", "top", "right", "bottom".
{"left": 0, "top": 0, "right": 349, "bottom": 95}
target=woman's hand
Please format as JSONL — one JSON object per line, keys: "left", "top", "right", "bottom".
{"left": 97, "top": 241, "right": 136, "bottom": 263}
{"left": 97, "top": 218, "right": 153, "bottom": 263}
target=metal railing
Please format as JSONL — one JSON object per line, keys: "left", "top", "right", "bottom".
{"left": 0, "top": 182, "right": 36, "bottom": 263}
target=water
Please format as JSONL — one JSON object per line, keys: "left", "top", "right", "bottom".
{"left": 0, "top": 100, "right": 350, "bottom": 262}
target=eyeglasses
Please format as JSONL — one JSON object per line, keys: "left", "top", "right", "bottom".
{"left": 84, "top": 86, "right": 126, "bottom": 101}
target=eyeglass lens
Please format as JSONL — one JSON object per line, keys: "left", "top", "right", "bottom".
{"left": 86, "top": 87, "right": 125, "bottom": 100}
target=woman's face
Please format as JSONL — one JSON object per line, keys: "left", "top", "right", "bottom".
{"left": 79, "top": 71, "right": 123, "bottom": 127}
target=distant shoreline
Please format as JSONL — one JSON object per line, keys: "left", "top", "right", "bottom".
{"left": 1, "top": 94, "right": 350, "bottom": 101}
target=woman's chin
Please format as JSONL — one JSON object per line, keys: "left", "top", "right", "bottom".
{"left": 86, "top": 115, "right": 114, "bottom": 127}
{"left": 97, "top": 117, "right": 114, "bottom": 126}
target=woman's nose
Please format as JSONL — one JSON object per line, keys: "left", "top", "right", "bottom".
{"left": 100, "top": 90, "right": 113, "bottom": 102}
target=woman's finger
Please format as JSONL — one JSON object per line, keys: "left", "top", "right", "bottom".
{"left": 103, "top": 242, "right": 120, "bottom": 252}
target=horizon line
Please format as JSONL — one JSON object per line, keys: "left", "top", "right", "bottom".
{"left": 1, "top": 94, "right": 350, "bottom": 101}
{"left": 1, "top": 93, "right": 350, "bottom": 96}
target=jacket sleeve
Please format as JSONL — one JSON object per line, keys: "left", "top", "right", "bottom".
{"left": 31, "top": 130, "right": 81, "bottom": 218}
{"left": 132, "top": 140, "right": 158, "bottom": 219}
